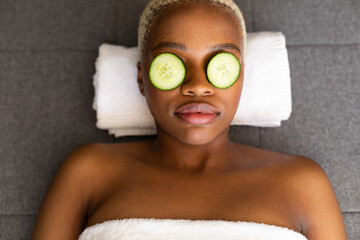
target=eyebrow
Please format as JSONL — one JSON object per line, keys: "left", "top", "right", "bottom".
{"left": 209, "top": 43, "right": 241, "bottom": 54}
{"left": 151, "top": 42, "right": 241, "bottom": 54}
{"left": 152, "top": 42, "right": 187, "bottom": 52}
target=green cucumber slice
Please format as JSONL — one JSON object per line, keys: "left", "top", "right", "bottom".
{"left": 206, "top": 52, "right": 241, "bottom": 89}
{"left": 149, "top": 53, "right": 186, "bottom": 90}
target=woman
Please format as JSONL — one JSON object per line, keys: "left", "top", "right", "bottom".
{"left": 31, "top": 0, "right": 347, "bottom": 239}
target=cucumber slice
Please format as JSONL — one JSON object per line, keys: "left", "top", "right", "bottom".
{"left": 206, "top": 52, "right": 241, "bottom": 89}
{"left": 149, "top": 53, "right": 186, "bottom": 90}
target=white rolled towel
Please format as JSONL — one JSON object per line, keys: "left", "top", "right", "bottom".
{"left": 93, "top": 32, "right": 292, "bottom": 137}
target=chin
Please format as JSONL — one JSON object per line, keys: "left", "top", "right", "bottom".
{"left": 173, "top": 126, "right": 227, "bottom": 146}
{"left": 154, "top": 116, "right": 231, "bottom": 146}
{"left": 179, "top": 133, "right": 214, "bottom": 146}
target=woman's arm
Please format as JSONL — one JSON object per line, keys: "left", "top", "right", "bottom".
{"left": 295, "top": 156, "right": 347, "bottom": 240}
{"left": 31, "top": 144, "right": 96, "bottom": 240}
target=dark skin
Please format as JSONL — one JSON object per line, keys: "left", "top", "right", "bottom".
{"left": 31, "top": 3, "right": 347, "bottom": 240}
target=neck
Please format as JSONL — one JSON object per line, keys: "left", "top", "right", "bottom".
{"left": 146, "top": 126, "right": 238, "bottom": 173}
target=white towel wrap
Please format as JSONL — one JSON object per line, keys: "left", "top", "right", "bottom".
{"left": 78, "top": 218, "right": 307, "bottom": 240}
{"left": 93, "top": 32, "right": 292, "bottom": 137}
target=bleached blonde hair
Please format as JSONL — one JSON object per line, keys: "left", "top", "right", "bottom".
{"left": 138, "top": 0, "right": 247, "bottom": 59}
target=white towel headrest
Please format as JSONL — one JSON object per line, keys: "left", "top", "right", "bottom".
{"left": 93, "top": 32, "right": 292, "bottom": 137}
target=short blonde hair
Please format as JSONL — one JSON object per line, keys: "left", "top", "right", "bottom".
{"left": 138, "top": 0, "right": 247, "bottom": 59}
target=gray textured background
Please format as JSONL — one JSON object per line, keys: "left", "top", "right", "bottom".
{"left": 0, "top": 0, "right": 359, "bottom": 239}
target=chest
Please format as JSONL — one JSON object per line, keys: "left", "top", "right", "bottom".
{"left": 86, "top": 168, "right": 298, "bottom": 230}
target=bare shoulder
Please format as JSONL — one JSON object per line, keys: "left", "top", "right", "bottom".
{"left": 60, "top": 141, "right": 154, "bottom": 194}
{"left": 273, "top": 153, "right": 335, "bottom": 198}
{"left": 60, "top": 143, "right": 104, "bottom": 174}
{"left": 234, "top": 144, "right": 323, "bottom": 171}
{"left": 285, "top": 155, "right": 347, "bottom": 239}
{"left": 240, "top": 145, "right": 338, "bottom": 206}
{"left": 272, "top": 152, "right": 329, "bottom": 180}
{"left": 62, "top": 141, "right": 148, "bottom": 173}
{"left": 55, "top": 143, "right": 115, "bottom": 187}
{"left": 237, "top": 144, "right": 322, "bottom": 171}
{"left": 234, "top": 145, "right": 347, "bottom": 239}
{"left": 32, "top": 143, "right": 122, "bottom": 240}
{"left": 45, "top": 143, "right": 115, "bottom": 200}
{"left": 284, "top": 154, "right": 330, "bottom": 184}
{"left": 257, "top": 148, "right": 346, "bottom": 239}
{"left": 32, "top": 142, "right": 149, "bottom": 239}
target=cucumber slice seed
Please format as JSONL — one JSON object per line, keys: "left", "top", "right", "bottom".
{"left": 149, "top": 53, "right": 186, "bottom": 90}
{"left": 206, "top": 52, "right": 241, "bottom": 89}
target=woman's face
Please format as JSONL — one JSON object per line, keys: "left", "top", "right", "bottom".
{"left": 138, "top": 3, "right": 244, "bottom": 145}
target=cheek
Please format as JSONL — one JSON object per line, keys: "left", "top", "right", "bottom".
{"left": 227, "top": 91, "right": 241, "bottom": 114}
{"left": 234, "top": 69, "right": 244, "bottom": 101}
{"left": 144, "top": 88, "right": 163, "bottom": 114}
{"left": 143, "top": 82, "right": 176, "bottom": 118}
{"left": 223, "top": 80, "right": 243, "bottom": 117}
{"left": 229, "top": 78, "right": 243, "bottom": 101}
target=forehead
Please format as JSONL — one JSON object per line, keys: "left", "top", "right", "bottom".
{"left": 146, "top": 3, "right": 242, "bottom": 55}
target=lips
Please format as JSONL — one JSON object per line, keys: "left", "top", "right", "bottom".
{"left": 174, "top": 103, "right": 220, "bottom": 124}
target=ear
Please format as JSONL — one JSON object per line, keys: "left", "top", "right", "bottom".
{"left": 137, "top": 61, "right": 145, "bottom": 96}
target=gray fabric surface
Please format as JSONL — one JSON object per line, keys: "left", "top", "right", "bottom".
{"left": 252, "top": 0, "right": 360, "bottom": 45}
{"left": 0, "top": 215, "right": 36, "bottom": 240}
{"left": 0, "top": 51, "right": 113, "bottom": 215}
{"left": 344, "top": 212, "right": 360, "bottom": 240}
{"left": 0, "top": 0, "right": 117, "bottom": 50}
{"left": 116, "top": 1, "right": 154, "bottom": 47}
{"left": 0, "top": 0, "right": 359, "bottom": 239}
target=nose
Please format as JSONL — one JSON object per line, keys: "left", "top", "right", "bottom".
{"left": 180, "top": 69, "right": 215, "bottom": 97}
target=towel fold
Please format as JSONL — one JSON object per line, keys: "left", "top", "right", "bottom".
{"left": 93, "top": 32, "right": 292, "bottom": 137}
